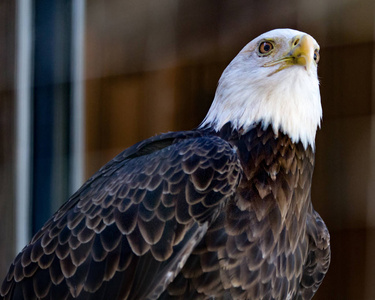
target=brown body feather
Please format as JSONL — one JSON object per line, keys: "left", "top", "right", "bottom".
{"left": 0, "top": 124, "right": 330, "bottom": 300}
{"left": 159, "top": 124, "right": 330, "bottom": 299}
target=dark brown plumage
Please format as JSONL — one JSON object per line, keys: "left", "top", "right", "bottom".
{"left": 159, "top": 124, "right": 330, "bottom": 300}
{"left": 0, "top": 125, "right": 330, "bottom": 300}
{"left": 0, "top": 28, "right": 330, "bottom": 299}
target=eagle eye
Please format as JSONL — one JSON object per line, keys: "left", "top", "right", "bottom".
{"left": 258, "top": 41, "right": 274, "bottom": 55}
{"left": 313, "top": 49, "right": 320, "bottom": 63}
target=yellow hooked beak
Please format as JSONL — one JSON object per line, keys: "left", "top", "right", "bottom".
{"left": 263, "top": 34, "right": 316, "bottom": 72}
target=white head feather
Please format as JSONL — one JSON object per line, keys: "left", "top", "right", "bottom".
{"left": 200, "top": 28, "right": 322, "bottom": 149}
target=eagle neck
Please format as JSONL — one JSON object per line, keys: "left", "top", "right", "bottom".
{"left": 207, "top": 122, "right": 315, "bottom": 215}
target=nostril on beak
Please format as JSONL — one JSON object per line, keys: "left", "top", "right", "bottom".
{"left": 293, "top": 38, "right": 300, "bottom": 47}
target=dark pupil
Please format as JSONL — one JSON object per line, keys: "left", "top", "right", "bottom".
{"left": 263, "top": 43, "right": 271, "bottom": 52}
{"left": 314, "top": 53, "right": 317, "bottom": 60}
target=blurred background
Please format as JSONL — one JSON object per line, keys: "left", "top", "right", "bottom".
{"left": 1, "top": 0, "right": 374, "bottom": 299}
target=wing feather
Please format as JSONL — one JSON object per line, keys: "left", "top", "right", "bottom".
{"left": 0, "top": 132, "right": 242, "bottom": 300}
{"left": 298, "top": 209, "right": 331, "bottom": 299}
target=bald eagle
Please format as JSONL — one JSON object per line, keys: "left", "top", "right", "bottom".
{"left": 1, "top": 28, "right": 330, "bottom": 300}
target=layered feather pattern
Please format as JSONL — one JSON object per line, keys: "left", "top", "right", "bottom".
{"left": 0, "top": 124, "right": 330, "bottom": 300}
{"left": 0, "top": 132, "right": 242, "bottom": 300}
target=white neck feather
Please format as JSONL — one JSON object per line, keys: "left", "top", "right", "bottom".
{"left": 200, "top": 45, "right": 322, "bottom": 150}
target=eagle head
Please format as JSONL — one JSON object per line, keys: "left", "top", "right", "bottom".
{"left": 200, "top": 28, "right": 322, "bottom": 149}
